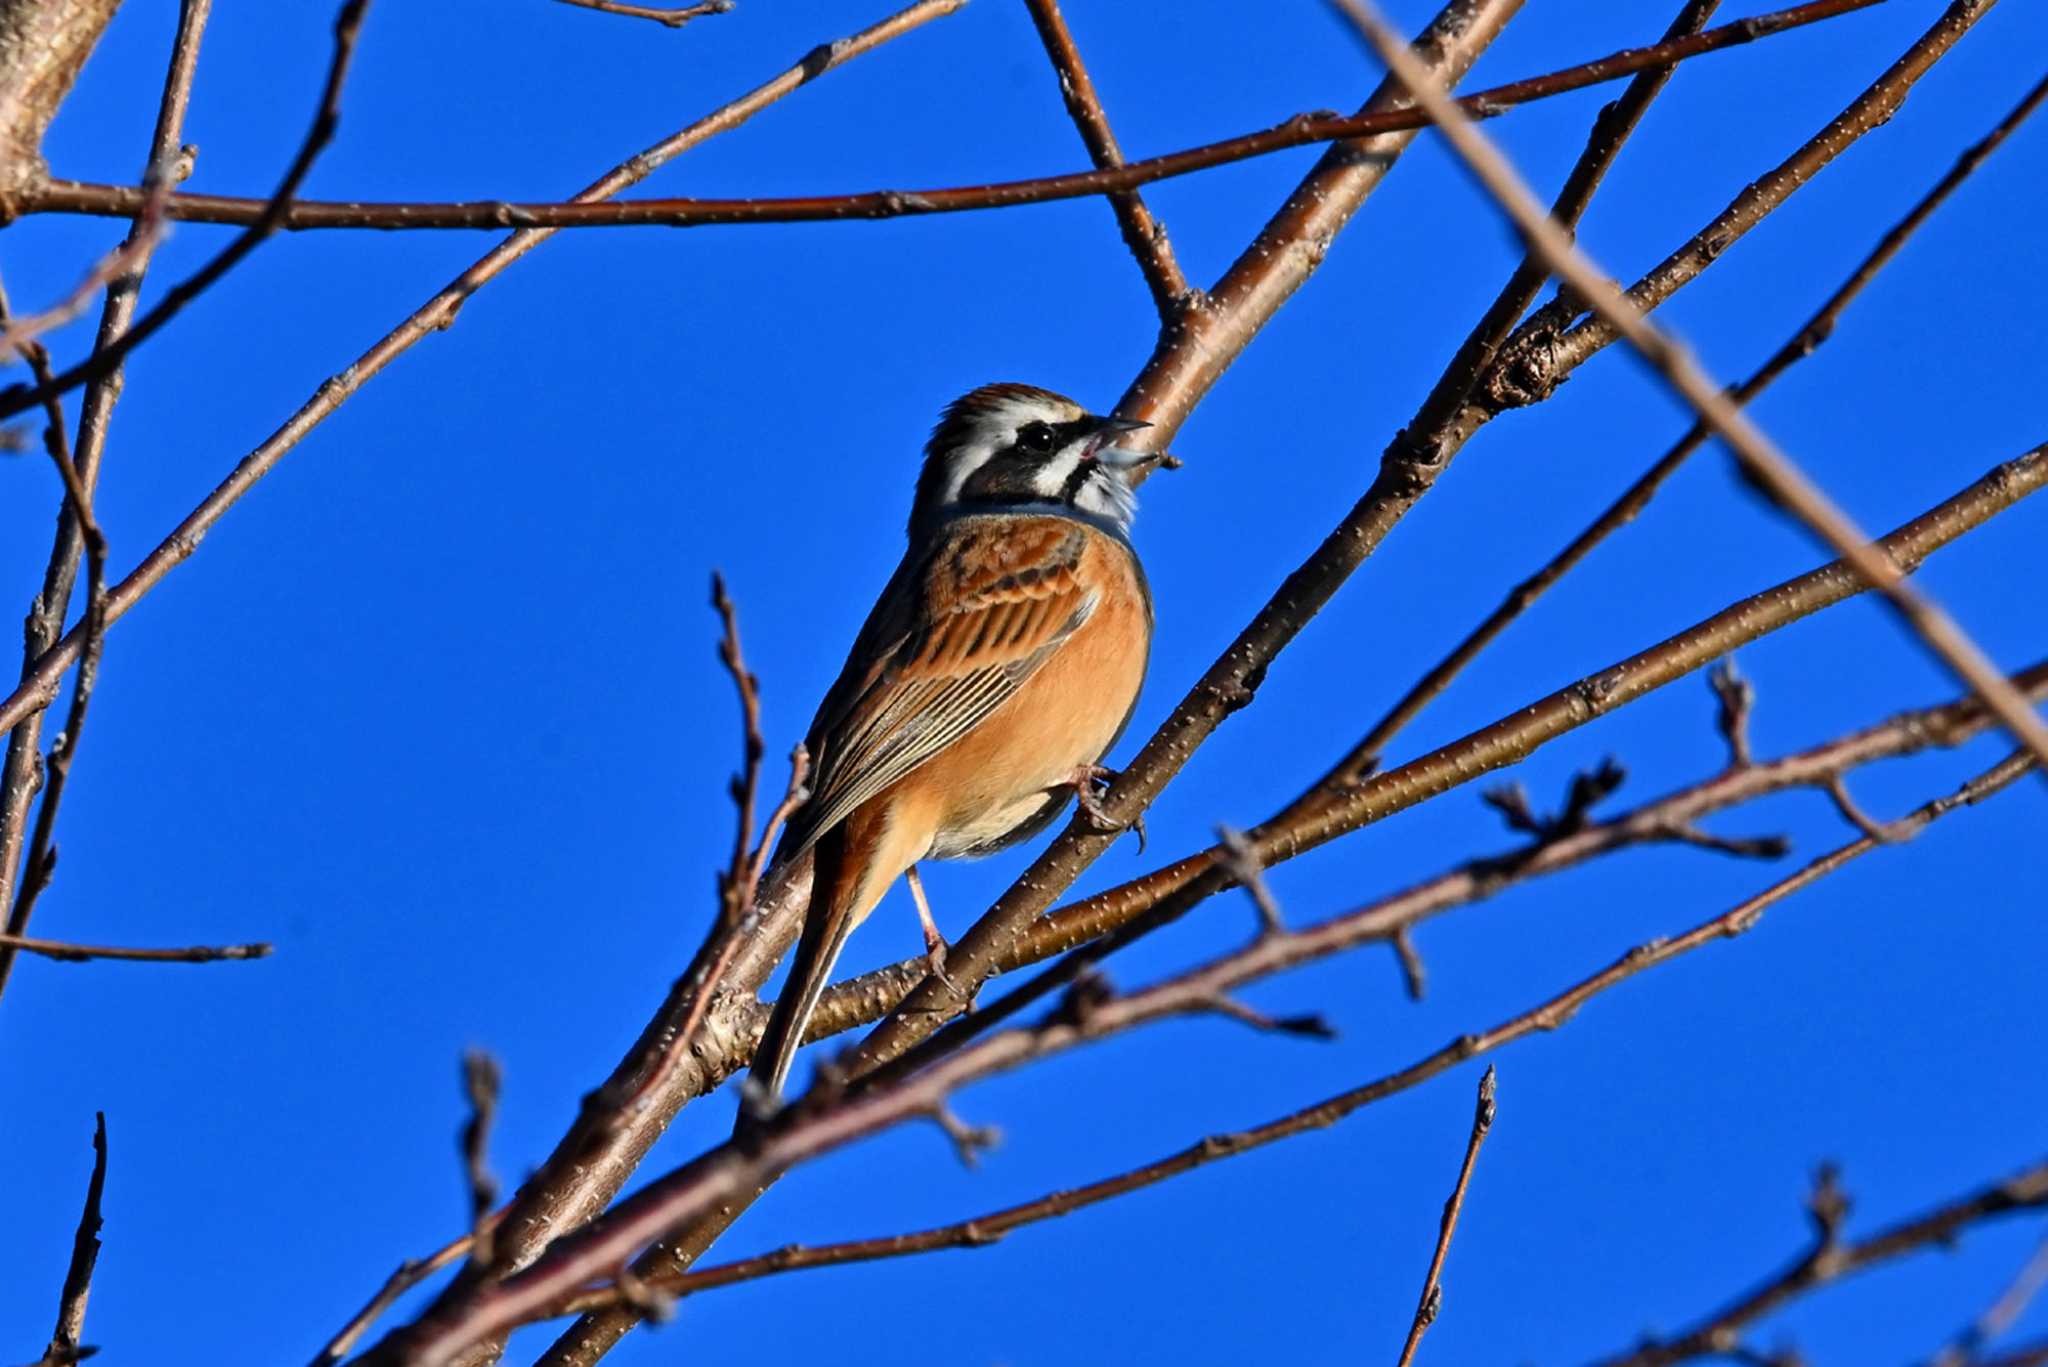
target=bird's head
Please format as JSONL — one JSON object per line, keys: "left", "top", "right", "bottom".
{"left": 911, "top": 383, "right": 1158, "bottom": 538}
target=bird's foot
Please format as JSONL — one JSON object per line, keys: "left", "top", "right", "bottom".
{"left": 1061, "top": 765, "right": 1147, "bottom": 853}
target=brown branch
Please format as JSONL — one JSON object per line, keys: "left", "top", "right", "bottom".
{"left": 1340, "top": 0, "right": 2048, "bottom": 770}
{"left": 313, "top": 1232, "right": 476, "bottom": 1367}
{"left": 1396, "top": 1066, "right": 1496, "bottom": 1367}
{"left": 0, "top": 0, "right": 964, "bottom": 745}
{"left": 1589, "top": 1152, "right": 2048, "bottom": 1367}
{"left": 1484, "top": 0, "right": 1999, "bottom": 409}
{"left": 0, "top": 0, "right": 122, "bottom": 209}
{"left": 0, "top": 0, "right": 211, "bottom": 1002}
{"left": 552, "top": 0, "right": 731, "bottom": 27}
{"left": 385, "top": 739, "right": 2036, "bottom": 1361}
{"left": 1397, "top": 0, "right": 1722, "bottom": 465}
{"left": 1931, "top": 1233, "right": 2048, "bottom": 1367}
{"left": 459, "top": 1053, "right": 503, "bottom": 1268}
{"left": 0, "top": 931, "right": 267, "bottom": 963}
{"left": 1020, "top": 0, "right": 1191, "bottom": 319}
{"left": 0, "top": 0, "right": 370, "bottom": 423}
{"left": 37, "top": 1112, "right": 107, "bottom": 1367}
{"left": 19, "top": 0, "right": 1881, "bottom": 234}
{"left": 1325, "top": 61, "right": 2048, "bottom": 784}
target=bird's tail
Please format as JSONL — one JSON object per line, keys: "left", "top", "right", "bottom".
{"left": 743, "top": 830, "right": 858, "bottom": 1125}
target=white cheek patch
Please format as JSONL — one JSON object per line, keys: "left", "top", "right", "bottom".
{"left": 939, "top": 445, "right": 996, "bottom": 506}
{"left": 1031, "top": 450, "right": 1085, "bottom": 500}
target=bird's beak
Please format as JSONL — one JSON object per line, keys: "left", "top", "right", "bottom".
{"left": 1088, "top": 415, "right": 1159, "bottom": 471}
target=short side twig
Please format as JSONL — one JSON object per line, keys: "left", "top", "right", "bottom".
{"left": 552, "top": 0, "right": 733, "bottom": 27}
{"left": 1395, "top": 1066, "right": 1496, "bottom": 1367}
{"left": 1020, "top": 0, "right": 1191, "bottom": 319}
{"left": 42, "top": 1112, "right": 108, "bottom": 1367}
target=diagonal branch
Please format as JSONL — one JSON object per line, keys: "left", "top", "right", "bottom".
{"left": 1325, "top": 63, "right": 2048, "bottom": 786}
{"left": 1020, "top": 0, "right": 1192, "bottom": 319}
{"left": 1396, "top": 1066, "right": 1496, "bottom": 1367}
{"left": 1336, "top": 0, "right": 2048, "bottom": 774}
{"left": 38, "top": 1112, "right": 108, "bottom": 1367}
{"left": 0, "top": 0, "right": 213, "bottom": 1003}
{"left": 1588, "top": 1155, "right": 2048, "bottom": 1367}
{"left": 17, "top": 0, "right": 1881, "bottom": 233}
{"left": 0, "top": 0, "right": 372, "bottom": 423}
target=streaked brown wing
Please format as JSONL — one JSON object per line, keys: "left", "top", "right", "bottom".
{"left": 778, "top": 518, "right": 1096, "bottom": 861}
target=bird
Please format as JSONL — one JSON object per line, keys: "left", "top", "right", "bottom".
{"left": 745, "top": 382, "right": 1162, "bottom": 1111}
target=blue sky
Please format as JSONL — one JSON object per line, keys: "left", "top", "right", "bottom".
{"left": 2, "top": 1, "right": 2044, "bottom": 1363}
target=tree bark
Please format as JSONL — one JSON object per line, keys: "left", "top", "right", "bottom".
{"left": 0, "top": 0, "right": 121, "bottom": 211}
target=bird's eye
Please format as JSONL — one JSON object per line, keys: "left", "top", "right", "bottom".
{"left": 1017, "top": 421, "right": 1057, "bottom": 454}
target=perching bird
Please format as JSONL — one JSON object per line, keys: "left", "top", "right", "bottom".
{"left": 746, "top": 382, "right": 1161, "bottom": 1109}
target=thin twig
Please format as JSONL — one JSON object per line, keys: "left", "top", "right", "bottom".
{"left": 1395, "top": 1066, "right": 1496, "bottom": 1367}
{"left": 41, "top": 1113, "right": 108, "bottom": 1367}
{"left": 1394, "top": 0, "right": 1722, "bottom": 466}
{"left": 1020, "top": 0, "right": 1191, "bottom": 318}
{"left": 311, "top": 1231, "right": 475, "bottom": 1367}
{"left": 0, "top": 0, "right": 212, "bottom": 999}
{"left": 1336, "top": 0, "right": 2048, "bottom": 777}
{"left": 0, "top": 0, "right": 373, "bottom": 423}
{"left": 18, "top": 0, "right": 1879, "bottom": 234}
{"left": 0, "top": 932, "right": 270, "bottom": 964}
{"left": 1929, "top": 1233, "right": 2048, "bottom": 1367}
{"left": 460, "top": 1052, "right": 503, "bottom": 1267}
{"left": 552, "top": 0, "right": 732, "bottom": 27}
{"left": 1589, "top": 1150, "right": 2048, "bottom": 1367}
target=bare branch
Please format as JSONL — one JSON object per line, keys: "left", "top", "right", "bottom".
{"left": 1931, "top": 1233, "right": 2048, "bottom": 1367}
{"left": 1710, "top": 661, "right": 1756, "bottom": 769}
{"left": 1339, "top": 0, "right": 2048, "bottom": 776}
{"left": 383, "top": 744, "right": 2036, "bottom": 1361}
{"left": 0, "top": 0, "right": 966, "bottom": 743}
{"left": 312, "top": 1232, "right": 474, "bottom": 1367}
{"left": 18, "top": 1, "right": 1880, "bottom": 234}
{"left": 0, "top": 0, "right": 373, "bottom": 422}
{"left": 460, "top": 1053, "right": 503, "bottom": 1268}
{"left": 1215, "top": 824, "right": 1284, "bottom": 936}
{"left": 1325, "top": 53, "right": 2046, "bottom": 787}
{"left": 0, "top": 932, "right": 270, "bottom": 964}
{"left": 1020, "top": 0, "right": 1191, "bottom": 318}
{"left": 551, "top": 0, "right": 731, "bottom": 27}
{"left": 0, "top": 0, "right": 212, "bottom": 1002}
{"left": 1396, "top": 1066, "right": 1496, "bottom": 1367}
{"left": 1590, "top": 1154, "right": 2048, "bottom": 1367}
{"left": 39, "top": 1112, "right": 107, "bottom": 1367}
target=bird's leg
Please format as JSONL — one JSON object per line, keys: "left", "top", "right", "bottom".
{"left": 1059, "top": 764, "right": 1147, "bottom": 853}
{"left": 904, "top": 865, "right": 963, "bottom": 996}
